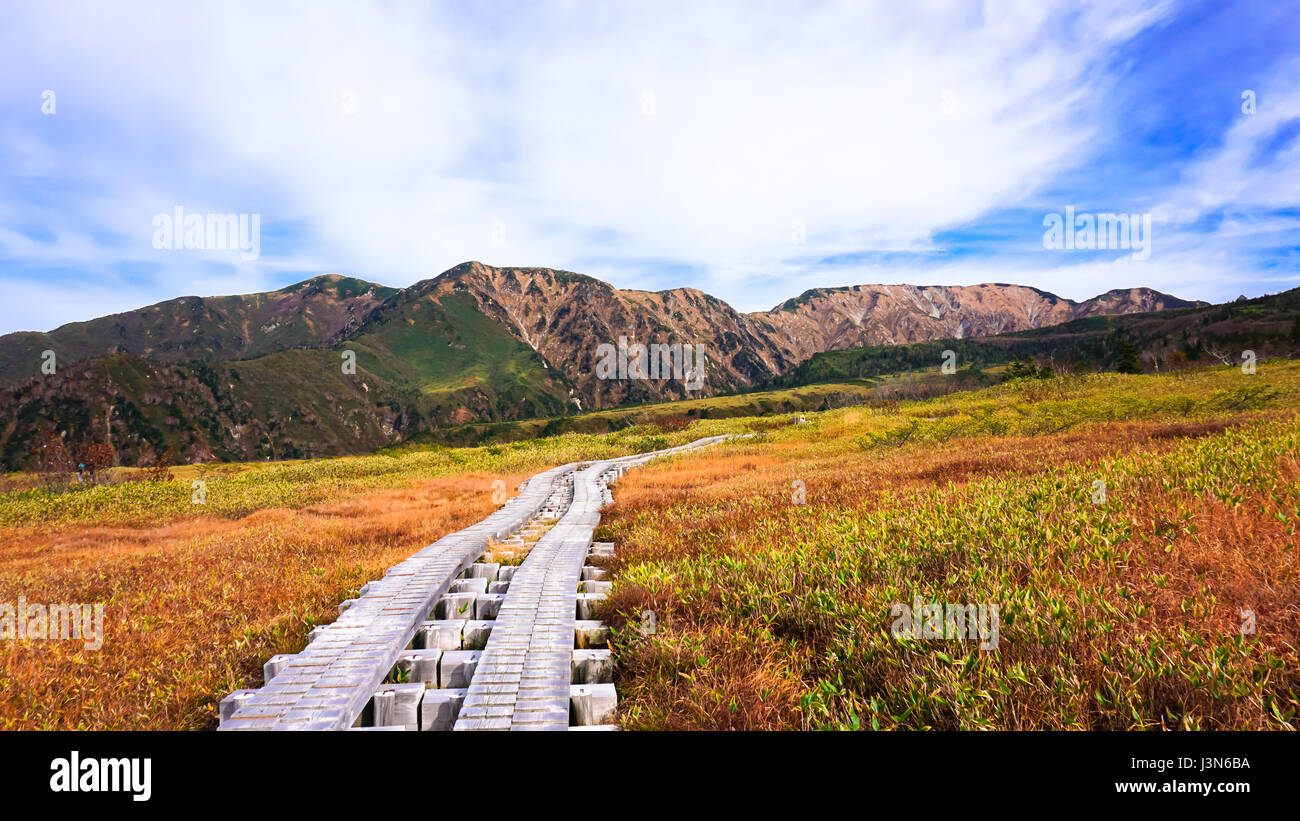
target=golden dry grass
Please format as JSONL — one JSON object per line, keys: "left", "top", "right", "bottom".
{"left": 0, "top": 472, "right": 527, "bottom": 729}
{"left": 598, "top": 409, "right": 1300, "bottom": 730}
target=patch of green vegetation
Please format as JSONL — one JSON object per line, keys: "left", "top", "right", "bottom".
{"left": 342, "top": 291, "right": 571, "bottom": 419}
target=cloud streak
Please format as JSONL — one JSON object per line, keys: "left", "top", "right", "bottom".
{"left": 0, "top": 0, "right": 1296, "bottom": 333}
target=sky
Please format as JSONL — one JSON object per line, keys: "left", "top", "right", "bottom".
{"left": 0, "top": 0, "right": 1297, "bottom": 335}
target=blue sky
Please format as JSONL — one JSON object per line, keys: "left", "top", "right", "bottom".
{"left": 1, "top": 0, "right": 1297, "bottom": 335}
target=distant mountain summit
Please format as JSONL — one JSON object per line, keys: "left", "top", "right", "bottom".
{"left": 390, "top": 262, "right": 1204, "bottom": 405}
{"left": 752, "top": 282, "right": 1203, "bottom": 364}
{"left": 0, "top": 262, "right": 1207, "bottom": 467}
{"left": 0, "top": 274, "right": 397, "bottom": 384}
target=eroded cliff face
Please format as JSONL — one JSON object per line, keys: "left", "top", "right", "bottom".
{"left": 435, "top": 263, "right": 1202, "bottom": 406}
{"left": 750, "top": 283, "right": 1203, "bottom": 362}
{"left": 421, "top": 262, "right": 791, "bottom": 408}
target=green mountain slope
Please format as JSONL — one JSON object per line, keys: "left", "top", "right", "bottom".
{"left": 0, "top": 275, "right": 397, "bottom": 386}
{"left": 0, "top": 288, "right": 575, "bottom": 468}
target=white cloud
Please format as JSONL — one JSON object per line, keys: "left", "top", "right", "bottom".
{"left": 1154, "top": 59, "right": 1300, "bottom": 224}
{"left": 1, "top": 0, "right": 1246, "bottom": 334}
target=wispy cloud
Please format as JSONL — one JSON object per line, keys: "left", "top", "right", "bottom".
{"left": 0, "top": 0, "right": 1295, "bottom": 333}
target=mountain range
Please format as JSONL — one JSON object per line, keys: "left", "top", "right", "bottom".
{"left": 0, "top": 261, "right": 1209, "bottom": 467}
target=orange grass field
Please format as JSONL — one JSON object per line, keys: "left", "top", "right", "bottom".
{"left": 596, "top": 367, "right": 1300, "bottom": 730}
{"left": 0, "top": 473, "right": 527, "bottom": 729}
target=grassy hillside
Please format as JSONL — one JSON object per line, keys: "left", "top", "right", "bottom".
{"left": 0, "top": 275, "right": 397, "bottom": 387}
{"left": 343, "top": 290, "right": 572, "bottom": 420}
